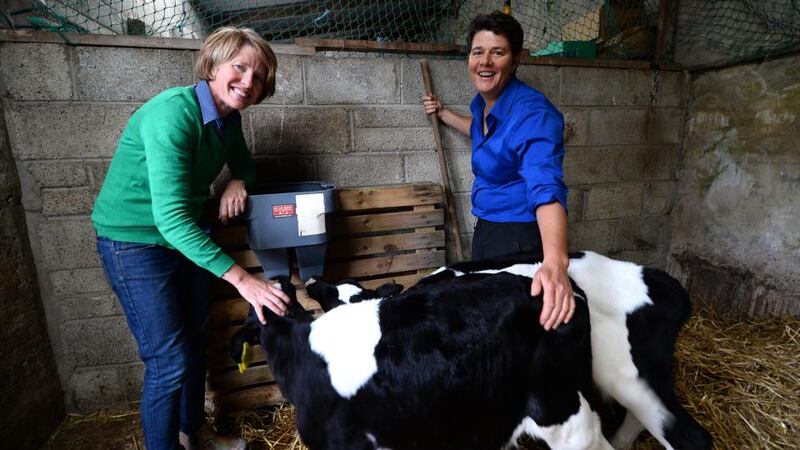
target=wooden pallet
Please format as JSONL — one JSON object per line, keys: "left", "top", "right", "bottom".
{"left": 206, "top": 183, "right": 446, "bottom": 412}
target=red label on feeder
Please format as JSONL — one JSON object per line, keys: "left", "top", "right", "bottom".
{"left": 272, "top": 204, "right": 295, "bottom": 217}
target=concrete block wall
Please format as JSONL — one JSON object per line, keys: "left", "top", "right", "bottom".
{"left": 0, "top": 88, "right": 64, "bottom": 449}
{"left": 0, "top": 37, "right": 687, "bottom": 410}
{"left": 669, "top": 53, "right": 800, "bottom": 317}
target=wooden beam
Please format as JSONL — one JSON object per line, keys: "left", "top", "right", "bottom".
{"left": 520, "top": 52, "right": 682, "bottom": 71}
{"left": 655, "top": 0, "right": 679, "bottom": 64}
{"left": 0, "top": 29, "right": 315, "bottom": 55}
{"left": 295, "top": 37, "right": 462, "bottom": 55}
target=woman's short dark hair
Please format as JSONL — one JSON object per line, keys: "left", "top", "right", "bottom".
{"left": 467, "top": 11, "right": 524, "bottom": 56}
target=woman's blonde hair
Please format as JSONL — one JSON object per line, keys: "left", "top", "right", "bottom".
{"left": 195, "top": 27, "right": 277, "bottom": 102}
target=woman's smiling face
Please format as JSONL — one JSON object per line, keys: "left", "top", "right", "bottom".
{"left": 208, "top": 44, "right": 267, "bottom": 117}
{"left": 468, "top": 30, "right": 518, "bottom": 103}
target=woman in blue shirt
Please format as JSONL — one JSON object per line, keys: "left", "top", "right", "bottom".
{"left": 422, "top": 12, "right": 575, "bottom": 330}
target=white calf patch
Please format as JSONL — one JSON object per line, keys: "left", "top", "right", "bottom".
{"left": 568, "top": 251, "right": 673, "bottom": 446}
{"left": 475, "top": 263, "right": 541, "bottom": 278}
{"left": 508, "top": 392, "right": 612, "bottom": 450}
{"left": 308, "top": 299, "right": 382, "bottom": 398}
{"left": 336, "top": 283, "right": 363, "bottom": 303}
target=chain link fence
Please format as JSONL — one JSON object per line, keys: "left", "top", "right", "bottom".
{"left": 2, "top": 0, "right": 800, "bottom": 68}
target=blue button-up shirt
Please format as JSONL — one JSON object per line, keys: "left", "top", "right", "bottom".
{"left": 469, "top": 76, "right": 567, "bottom": 223}
{"left": 194, "top": 80, "right": 241, "bottom": 141}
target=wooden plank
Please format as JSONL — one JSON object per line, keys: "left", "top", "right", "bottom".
{"left": 654, "top": 0, "right": 677, "bottom": 64}
{"left": 0, "top": 29, "right": 314, "bottom": 55}
{"left": 295, "top": 37, "right": 462, "bottom": 55}
{"left": 209, "top": 363, "right": 275, "bottom": 390}
{"left": 217, "top": 384, "right": 286, "bottom": 411}
{"left": 326, "top": 251, "right": 445, "bottom": 280}
{"left": 327, "top": 230, "right": 444, "bottom": 257}
{"left": 335, "top": 183, "right": 443, "bottom": 210}
{"left": 332, "top": 209, "right": 444, "bottom": 235}
{"left": 520, "top": 53, "right": 682, "bottom": 71}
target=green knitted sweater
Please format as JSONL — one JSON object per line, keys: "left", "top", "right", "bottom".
{"left": 92, "top": 86, "right": 255, "bottom": 277}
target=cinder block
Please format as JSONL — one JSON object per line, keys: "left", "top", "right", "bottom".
{"left": 75, "top": 47, "right": 194, "bottom": 101}
{"left": 561, "top": 108, "right": 588, "bottom": 146}
{"left": 616, "top": 215, "right": 671, "bottom": 252}
{"left": 70, "top": 364, "right": 143, "bottom": 411}
{"left": 316, "top": 155, "right": 403, "bottom": 187}
{"left": 353, "top": 105, "right": 431, "bottom": 128}
{"left": 564, "top": 147, "right": 622, "bottom": 185}
{"left": 86, "top": 160, "right": 112, "bottom": 193}
{"left": 643, "top": 181, "right": 678, "bottom": 215}
{"left": 454, "top": 192, "right": 476, "bottom": 236}
{"left": 250, "top": 106, "right": 349, "bottom": 154}
{"left": 39, "top": 217, "right": 99, "bottom": 270}
{"left": 353, "top": 128, "right": 433, "bottom": 153}
{"left": 42, "top": 187, "right": 95, "bottom": 216}
{"left": 404, "top": 150, "right": 473, "bottom": 193}
{"left": 516, "top": 65, "right": 561, "bottom": 104}
{"left": 14, "top": 161, "right": 42, "bottom": 211}
{"left": 625, "top": 69, "right": 656, "bottom": 107}
{"left": 441, "top": 126, "right": 472, "bottom": 150}
{"left": 50, "top": 268, "right": 110, "bottom": 295}
{"left": 58, "top": 293, "right": 122, "bottom": 321}
{"left": 639, "top": 145, "right": 681, "bottom": 180}
{"left": 306, "top": 58, "right": 399, "bottom": 104}
{"left": 265, "top": 54, "right": 304, "bottom": 105}
{"left": 611, "top": 248, "right": 668, "bottom": 268}
{"left": 649, "top": 108, "right": 685, "bottom": 144}
{"left": 18, "top": 160, "right": 88, "bottom": 187}
{"left": 61, "top": 316, "right": 139, "bottom": 367}
{"left": 0, "top": 43, "right": 73, "bottom": 100}
{"left": 587, "top": 108, "right": 647, "bottom": 146}
{"left": 569, "top": 220, "right": 617, "bottom": 254}
{"left": 7, "top": 104, "right": 137, "bottom": 160}
{"left": 252, "top": 156, "right": 317, "bottom": 184}
{"left": 584, "top": 184, "right": 644, "bottom": 220}
{"left": 561, "top": 67, "right": 649, "bottom": 106}
{"left": 657, "top": 71, "right": 688, "bottom": 107}
{"left": 401, "top": 58, "right": 474, "bottom": 105}
{"left": 566, "top": 188, "right": 583, "bottom": 223}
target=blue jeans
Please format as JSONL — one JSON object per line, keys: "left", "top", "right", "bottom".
{"left": 97, "top": 236, "right": 210, "bottom": 450}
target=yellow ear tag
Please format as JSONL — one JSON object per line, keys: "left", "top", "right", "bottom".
{"left": 238, "top": 341, "right": 253, "bottom": 374}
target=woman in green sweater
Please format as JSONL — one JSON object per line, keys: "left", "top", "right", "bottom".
{"left": 92, "top": 27, "right": 286, "bottom": 450}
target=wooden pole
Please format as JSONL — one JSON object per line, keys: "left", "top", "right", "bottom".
{"left": 655, "top": 0, "right": 678, "bottom": 64}
{"left": 420, "top": 59, "right": 465, "bottom": 261}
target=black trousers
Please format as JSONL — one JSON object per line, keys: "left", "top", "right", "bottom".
{"left": 471, "top": 218, "right": 543, "bottom": 261}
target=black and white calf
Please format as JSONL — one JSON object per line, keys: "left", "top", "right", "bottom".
{"left": 304, "top": 277, "right": 403, "bottom": 312}
{"left": 232, "top": 274, "right": 612, "bottom": 450}
{"left": 408, "top": 251, "right": 712, "bottom": 450}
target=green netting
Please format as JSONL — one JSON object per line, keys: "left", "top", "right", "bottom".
{"left": 10, "top": 1, "right": 655, "bottom": 54}
{"left": 675, "top": 0, "right": 800, "bottom": 68}
{"left": 4, "top": 0, "right": 800, "bottom": 67}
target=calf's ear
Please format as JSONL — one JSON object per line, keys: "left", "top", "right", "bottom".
{"left": 376, "top": 282, "right": 404, "bottom": 297}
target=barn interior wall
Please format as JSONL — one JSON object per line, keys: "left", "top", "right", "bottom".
{"left": 0, "top": 87, "right": 64, "bottom": 448}
{"left": 0, "top": 35, "right": 685, "bottom": 411}
{"left": 669, "top": 53, "right": 800, "bottom": 318}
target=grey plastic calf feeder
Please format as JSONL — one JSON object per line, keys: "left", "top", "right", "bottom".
{"left": 245, "top": 181, "right": 336, "bottom": 281}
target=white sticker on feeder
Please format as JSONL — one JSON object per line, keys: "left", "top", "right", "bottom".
{"left": 296, "top": 193, "right": 326, "bottom": 236}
